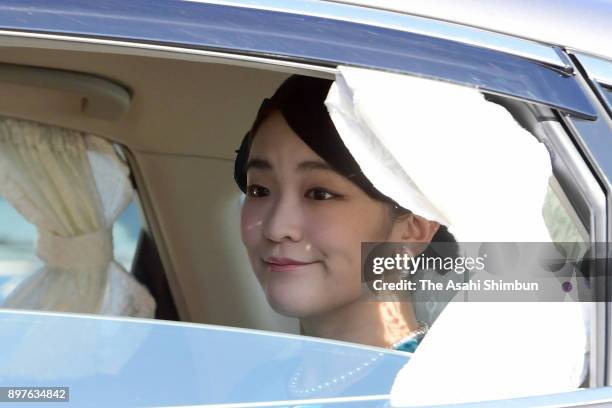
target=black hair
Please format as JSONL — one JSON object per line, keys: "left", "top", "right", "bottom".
{"left": 234, "top": 75, "right": 392, "bottom": 203}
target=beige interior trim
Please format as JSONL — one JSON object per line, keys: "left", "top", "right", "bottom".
{"left": 121, "top": 146, "right": 193, "bottom": 322}
{"left": 0, "top": 62, "right": 131, "bottom": 121}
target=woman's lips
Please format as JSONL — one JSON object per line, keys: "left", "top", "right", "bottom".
{"left": 263, "top": 257, "right": 316, "bottom": 272}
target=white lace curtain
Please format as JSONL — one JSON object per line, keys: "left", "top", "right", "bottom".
{"left": 0, "top": 117, "right": 155, "bottom": 317}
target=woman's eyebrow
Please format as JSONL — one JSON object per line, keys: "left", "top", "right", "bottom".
{"left": 246, "top": 159, "right": 332, "bottom": 173}
{"left": 296, "top": 160, "right": 332, "bottom": 172}
{"left": 245, "top": 158, "right": 271, "bottom": 172}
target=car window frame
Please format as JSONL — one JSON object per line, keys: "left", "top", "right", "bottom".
{"left": 498, "top": 96, "right": 608, "bottom": 389}
{"left": 0, "top": 0, "right": 598, "bottom": 119}
{"left": 572, "top": 53, "right": 612, "bottom": 119}
{"left": 560, "top": 50, "right": 612, "bottom": 391}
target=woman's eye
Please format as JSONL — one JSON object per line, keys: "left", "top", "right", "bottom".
{"left": 305, "top": 188, "right": 336, "bottom": 201}
{"left": 246, "top": 184, "right": 270, "bottom": 198}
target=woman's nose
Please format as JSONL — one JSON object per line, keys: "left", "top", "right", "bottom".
{"left": 262, "top": 196, "right": 303, "bottom": 243}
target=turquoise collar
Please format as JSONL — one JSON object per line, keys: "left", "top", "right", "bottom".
{"left": 392, "top": 335, "right": 424, "bottom": 353}
{"left": 391, "top": 320, "right": 428, "bottom": 353}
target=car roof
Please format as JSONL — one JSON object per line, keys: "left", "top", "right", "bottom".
{"left": 327, "top": 0, "right": 612, "bottom": 61}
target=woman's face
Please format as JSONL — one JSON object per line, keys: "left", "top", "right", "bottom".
{"left": 240, "top": 110, "right": 395, "bottom": 318}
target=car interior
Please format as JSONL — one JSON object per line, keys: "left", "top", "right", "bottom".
{"left": 0, "top": 41, "right": 311, "bottom": 333}
{"left": 0, "top": 38, "right": 600, "bottom": 356}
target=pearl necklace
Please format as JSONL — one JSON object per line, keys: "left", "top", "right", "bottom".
{"left": 288, "top": 352, "right": 384, "bottom": 397}
{"left": 288, "top": 321, "right": 428, "bottom": 397}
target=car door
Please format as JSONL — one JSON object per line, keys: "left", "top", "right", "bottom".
{"left": 0, "top": 0, "right": 610, "bottom": 406}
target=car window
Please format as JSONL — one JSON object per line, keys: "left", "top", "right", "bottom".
{"left": 0, "top": 310, "right": 408, "bottom": 407}
{"left": 0, "top": 197, "right": 40, "bottom": 304}
{"left": 104, "top": 54, "right": 597, "bottom": 357}
{"left": 113, "top": 199, "right": 142, "bottom": 272}
{"left": 543, "top": 181, "right": 589, "bottom": 260}
{"left": 598, "top": 85, "right": 612, "bottom": 115}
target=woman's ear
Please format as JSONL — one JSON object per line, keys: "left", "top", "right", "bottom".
{"left": 388, "top": 214, "right": 440, "bottom": 257}
{"left": 389, "top": 213, "right": 440, "bottom": 243}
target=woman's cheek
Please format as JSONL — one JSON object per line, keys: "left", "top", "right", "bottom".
{"left": 310, "top": 207, "right": 362, "bottom": 245}
{"left": 309, "top": 203, "right": 387, "bottom": 284}
{"left": 240, "top": 201, "right": 264, "bottom": 247}
{"left": 304, "top": 208, "right": 358, "bottom": 268}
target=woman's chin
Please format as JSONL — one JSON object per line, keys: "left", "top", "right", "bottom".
{"left": 264, "top": 285, "right": 319, "bottom": 318}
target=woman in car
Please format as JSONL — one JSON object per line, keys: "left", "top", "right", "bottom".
{"left": 234, "top": 74, "right": 455, "bottom": 353}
